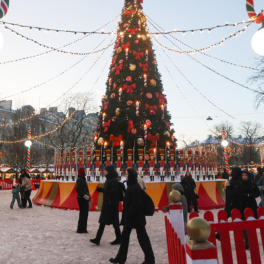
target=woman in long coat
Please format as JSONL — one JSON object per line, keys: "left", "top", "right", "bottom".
{"left": 76, "top": 167, "right": 90, "bottom": 233}
{"left": 109, "top": 168, "right": 155, "bottom": 264}
{"left": 90, "top": 165, "right": 121, "bottom": 245}
{"left": 181, "top": 171, "right": 199, "bottom": 213}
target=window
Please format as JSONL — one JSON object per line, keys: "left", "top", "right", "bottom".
{"left": 0, "top": 152, "right": 3, "bottom": 161}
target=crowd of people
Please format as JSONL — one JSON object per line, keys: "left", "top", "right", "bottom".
{"left": 10, "top": 169, "right": 32, "bottom": 209}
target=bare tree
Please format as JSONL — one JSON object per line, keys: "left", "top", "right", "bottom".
{"left": 248, "top": 57, "right": 264, "bottom": 109}
{"left": 214, "top": 120, "right": 234, "bottom": 139}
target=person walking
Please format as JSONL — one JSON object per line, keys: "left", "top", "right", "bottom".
{"left": 90, "top": 165, "right": 121, "bottom": 246}
{"left": 10, "top": 184, "right": 21, "bottom": 209}
{"left": 76, "top": 167, "right": 90, "bottom": 234}
{"left": 20, "top": 173, "right": 32, "bottom": 209}
{"left": 255, "top": 167, "right": 263, "bottom": 184}
{"left": 109, "top": 168, "right": 155, "bottom": 264}
{"left": 181, "top": 171, "right": 199, "bottom": 213}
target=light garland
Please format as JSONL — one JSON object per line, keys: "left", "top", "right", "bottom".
{"left": 150, "top": 21, "right": 264, "bottom": 132}
{"left": 3, "top": 26, "right": 115, "bottom": 56}
{"left": 0, "top": 19, "right": 250, "bottom": 35}
{"left": 154, "top": 43, "right": 220, "bottom": 137}
{"left": 0, "top": 111, "right": 76, "bottom": 144}
{"left": 0, "top": 14, "right": 120, "bottom": 66}
{"left": 0, "top": 32, "right": 114, "bottom": 100}
{"left": 150, "top": 23, "right": 252, "bottom": 54}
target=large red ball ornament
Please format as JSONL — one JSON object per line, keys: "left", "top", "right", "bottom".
{"left": 131, "top": 128, "right": 137, "bottom": 135}
{"left": 146, "top": 119, "right": 151, "bottom": 126}
{"left": 111, "top": 93, "right": 116, "bottom": 99}
{"left": 126, "top": 76, "right": 132, "bottom": 82}
{"left": 135, "top": 40, "right": 139, "bottom": 44}
{"left": 145, "top": 154, "right": 150, "bottom": 161}
{"left": 119, "top": 59, "right": 124, "bottom": 64}
{"left": 127, "top": 100, "right": 133, "bottom": 106}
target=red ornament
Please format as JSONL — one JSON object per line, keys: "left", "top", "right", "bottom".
{"left": 127, "top": 100, "right": 133, "bottom": 106}
{"left": 126, "top": 76, "right": 132, "bottom": 82}
{"left": 131, "top": 128, "right": 137, "bottom": 135}
{"left": 112, "top": 116, "right": 117, "bottom": 122}
{"left": 135, "top": 40, "right": 139, "bottom": 44}
{"left": 119, "top": 59, "right": 124, "bottom": 64}
{"left": 153, "top": 60, "right": 157, "bottom": 64}
{"left": 145, "top": 154, "right": 150, "bottom": 161}
{"left": 124, "top": 23, "right": 128, "bottom": 27}
{"left": 105, "top": 95, "right": 108, "bottom": 100}
{"left": 110, "top": 93, "right": 116, "bottom": 99}
{"left": 146, "top": 119, "right": 151, "bottom": 126}
{"left": 146, "top": 93, "right": 152, "bottom": 99}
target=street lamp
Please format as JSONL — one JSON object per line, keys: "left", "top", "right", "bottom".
{"left": 221, "top": 140, "right": 229, "bottom": 147}
{"left": 252, "top": 21, "right": 264, "bottom": 56}
{"left": 25, "top": 140, "right": 32, "bottom": 148}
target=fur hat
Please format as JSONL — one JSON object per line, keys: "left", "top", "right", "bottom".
{"left": 78, "top": 167, "right": 86, "bottom": 177}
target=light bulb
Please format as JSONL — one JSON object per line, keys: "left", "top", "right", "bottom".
{"left": 251, "top": 25, "right": 264, "bottom": 56}
{"left": 25, "top": 140, "right": 32, "bottom": 148}
{"left": 0, "top": 31, "right": 4, "bottom": 51}
{"left": 221, "top": 140, "right": 229, "bottom": 147}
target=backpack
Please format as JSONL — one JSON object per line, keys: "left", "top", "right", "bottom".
{"left": 141, "top": 190, "right": 155, "bottom": 216}
{"left": 118, "top": 181, "right": 126, "bottom": 202}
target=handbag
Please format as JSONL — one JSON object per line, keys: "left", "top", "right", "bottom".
{"left": 194, "top": 189, "right": 199, "bottom": 199}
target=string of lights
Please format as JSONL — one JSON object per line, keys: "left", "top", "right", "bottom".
{"left": 0, "top": 111, "right": 76, "bottom": 144}
{"left": 3, "top": 25, "right": 115, "bottom": 56}
{"left": 150, "top": 23, "right": 252, "bottom": 54}
{"left": 147, "top": 18, "right": 261, "bottom": 95}
{"left": 0, "top": 19, "right": 250, "bottom": 35}
{"left": 149, "top": 20, "right": 264, "bottom": 132}
{"left": 32, "top": 139, "right": 56, "bottom": 149}
{"left": 154, "top": 43, "right": 220, "bottom": 137}
{"left": 0, "top": 14, "right": 120, "bottom": 66}
{"left": 0, "top": 32, "right": 114, "bottom": 100}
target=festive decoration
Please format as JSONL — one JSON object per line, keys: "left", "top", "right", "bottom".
{"left": 119, "top": 88, "right": 122, "bottom": 101}
{"left": 126, "top": 76, "right": 132, "bottom": 82}
{"left": 222, "top": 127, "right": 230, "bottom": 173}
{"left": 141, "top": 35, "right": 147, "bottom": 41}
{"left": 110, "top": 135, "right": 123, "bottom": 146}
{"left": 124, "top": 83, "right": 136, "bottom": 93}
{"left": 144, "top": 124, "right": 148, "bottom": 140}
{"left": 98, "top": 137, "right": 104, "bottom": 145}
{"left": 145, "top": 154, "right": 150, "bottom": 161}
{"left": 137, "top": 138, "right": 144, "bottom": 146}
{"left": 129, "top": 64, "right": 136, "bottom": 71}
{"left": 145, "top": 119, "right": 151, "bottom": 126}
{"left": 148, "top": 133, "right": 160, "bottom": 146}
{"left": 131, "top": 128, "right": 137, "bottom": 135}
{"left": 144, "top": 74, "right": 147, "bottom": 87}
{"left": 164, "top": 131, "right": 170, "bottom": 137}
{"left": 112, "top": 116, "right": 117, "bottom": 122}
{"left": 146, "top": 93, "right": 152, "bottom": 99}
{"left": 139, "top": 63, "right": 149, "bottom": 71}
{"left": 161, "top": 105, "right": 164, "bottom": 119}
{"left": 26, "top": 127, "right": 31, "bottom": 174}
{"left": 115, "top": 108, "right": 120, "bottom": 116}
{"left": 117, "top": 47, "right": 122, "bottom": 54}
{"left": 125, "top": 48, "right": 129, "bottom": 60}
{"left": 155, "top": 93, "right": 166, "bottom": 104}
{"left": 246, "top": 0, "right": 264, "bottom": 23}
{"left": 0, "top": 0, "right": 9, "bottom": 19}
{"left": 133, "top": 51, "right": 144, "bottom": 60}
{"left": 136, "top": 101, "right": 140, "bottom": 116}
{"left": 127, "top": 120, "right": 134, "bottom": 134}
{"left": 127, "top": 100, "right": 133, "bottom": 105}
{"left": 150, "top": 79, "right": 157, "bottom": 87}
{"left": 110, "top": 93, "right": 116, "bottom": 98}
{"left": 145, "top": 104, "right": 157, "bottom": 115}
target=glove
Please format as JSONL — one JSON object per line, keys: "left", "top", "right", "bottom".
{"left": 96, "top": 187, "right": 104, "bottom": 193}
{"left": 83, "top": 194, "right": 90, "bottom": 201}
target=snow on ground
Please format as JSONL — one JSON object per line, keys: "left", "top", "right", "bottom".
{"left": 1, "top": 191, "right": 263, "bottom": 264}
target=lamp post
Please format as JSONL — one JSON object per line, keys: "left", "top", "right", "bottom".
{"left": 25, "top": 127, "right": 32, "bottom": 174}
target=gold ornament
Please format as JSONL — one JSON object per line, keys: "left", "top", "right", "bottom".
{"left": 129, "top": 64, "right": 136, "bottom": 71}
{"left": 141, "top": 35, "right": 147, "bottom": 41}
{"left": 117, "top": 47, "right": 122, "bottom": 54}
{"left": 115, "top": 108, "right": 120, "bottom": 116}
{"left": 97, "top": 137, "right": 104, "bottom": 145}
{"left": 164, "top": 131, "right": 170, "bottom": 137}
{"left": 150, "top": 79, "right": 156, "bottom": 87}
{"left": 141, "top": 16, "right": 146, "bottom": 23}
{"left": 137, "top": 138, "right": 144, "bottom": 146}
{"left": 169, "top": 190, "right": 181, "bottom": 203}
{"left": 187, "top": 217, "right": 211, "bottom": 243}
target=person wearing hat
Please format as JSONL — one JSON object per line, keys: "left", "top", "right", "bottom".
{"left": 76, "top": 167, "right": 90, "bottom": 234}
{"left": 90, "top": 165, "right": 121, "bottom": 246}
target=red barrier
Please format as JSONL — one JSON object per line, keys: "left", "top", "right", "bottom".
{"left": 189, "top": 207, "right": 264, "bottom": 264}
{"left": 165, "top": 216, "right": 186, "bottom": 264}
{"left": 0, "top": 179, "right": 14, "bottom": 190}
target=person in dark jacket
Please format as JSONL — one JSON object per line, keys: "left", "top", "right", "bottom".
{"left": 254, "top": 167, "right": 263, "bottom": 184}
{"left": 90, "top": 165, "right": 121, "bottom": 246}
{"left": 109, "top": 168, "right": 155, "bottom": 264}
{"left": 181, "top": 171, "right": 199, "bottom": 213}
{"left": 76, "top": 167, "right": 90, "bottom": 234}
{"left": 222, "top": 169, "right": 229, "bottom": 180}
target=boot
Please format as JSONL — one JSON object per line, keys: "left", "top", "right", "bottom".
{"left": 109, "top": 258, "right": 124, "bottom": 264}
{"left": 110, "top": 239, "right": 121, "bottom": 245}
{"left": 90, "top": 238, "right": 100, "bottom": 245}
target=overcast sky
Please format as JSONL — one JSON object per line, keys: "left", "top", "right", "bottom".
{"left": 0, "top": 0, "right": 263, "bottom": 147}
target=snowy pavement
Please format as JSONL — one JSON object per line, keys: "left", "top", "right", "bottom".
{"left": 1, "top": 191, "right": 263, "bottom": 264}
{"left": 0, "top": 191, "right": 168, "bottom": 264}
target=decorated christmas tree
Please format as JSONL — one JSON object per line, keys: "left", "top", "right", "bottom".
{"left": 95, "top": 0, "right": 176, "bottom": 170}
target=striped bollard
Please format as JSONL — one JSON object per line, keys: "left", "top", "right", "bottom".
{"left": 26, "top": 127, "right": 31, "bottom": 174}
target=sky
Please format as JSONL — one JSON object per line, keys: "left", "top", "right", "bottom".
{"left": 0, "top": 0, "right": 263, "bottom": 147}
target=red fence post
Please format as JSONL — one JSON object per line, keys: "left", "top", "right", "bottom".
{"left": 258, "top": 207, "right": 264, "bottom": 252}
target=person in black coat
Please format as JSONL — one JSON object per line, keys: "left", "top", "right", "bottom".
{"left": 181, "top": 171, "right": 199, "bottom": 213}
{"left": 109, "top": 168, "right": 155, "bottom": 264}
{"left": 222, "top": 169, "right": 229, "bottom": 180}
{"left": 90, "top": 165, "right": 121, "bottom": 246}
{"left": 76, "top": 167, "right": 90, "bottom": 234}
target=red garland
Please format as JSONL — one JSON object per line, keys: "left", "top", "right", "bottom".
{"left": 165, "top": 121, "right": 170, "bottom": 131}
{"left": 127, "top": 120, "right": 134, "bottom": 134}
{"left": 103, "top": 101, "right": 109, "bottom": 110}
{"left": 133, "top": 51, "right": 144, "bottom": 60}
{"left": 110, "top": 135, "right": 123, "bottom": 146}
{"left": 127, "top": 28, "right": 139, "bottom": 35}
{"left": 125, "top": 10, "right": 135, "bottom": 16}
{"left": 103, "top": 120, "right": 111, "bottom": 132}
{"left": 145, "top": 104, "right": 157, "bottom": 115}
{"left": 114, "top": 64, "right": 123, "bottom": 75}
{"left": 124, "top": 83, "right": 136, "bottom": 93}
{"left": 155, "top": 93, "right": 166, "bottom": 104}
{"left": 122, "top": 42, "right": 130, "bottom": 49}
{"left": 139, "top": 63, "right": 149, "bottom": 72}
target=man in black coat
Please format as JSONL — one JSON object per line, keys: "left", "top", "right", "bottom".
{"left": 90, "top": 165, "right": 121, "bottom": 245}
{"left": 110, "top": 168, "right": 155, "bottom": 264}
{"left": 76, "top": 167, "right": 90, "bottom": 233}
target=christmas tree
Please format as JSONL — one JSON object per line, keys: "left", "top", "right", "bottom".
{"left": 95, "top": 0, "right": 175, "bottom": 166}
